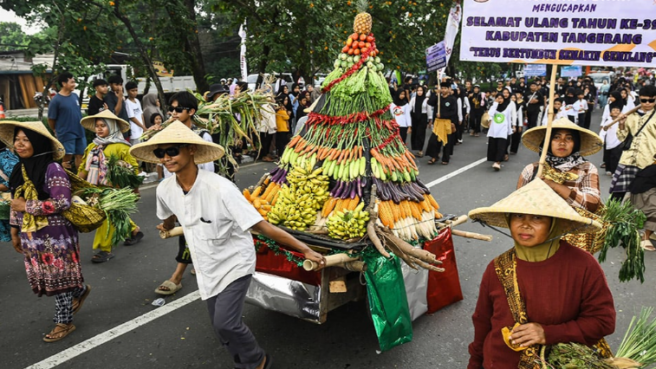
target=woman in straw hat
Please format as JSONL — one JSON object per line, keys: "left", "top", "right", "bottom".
{"left": 130, "top": 122, "right": 325, "bottom": 369}
{"left": 467, "top": 178, "right": 615, "bottom": 369}
{"left": 78, "top": 110, "right": 144, "bottom": 263}
{"left": 3, "top": 121, "right": 90, "bottom": 342}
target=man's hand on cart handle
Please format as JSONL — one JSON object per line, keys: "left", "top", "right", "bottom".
{"left": 252, "top": 221, "right": 327, "bottom": 269}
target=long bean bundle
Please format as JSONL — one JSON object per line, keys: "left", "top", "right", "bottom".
{"left": 616, "top": 307, "right": 656, "bottom": 366}
{"left": 79, "top": 187, "right": 140, "bottom": 246}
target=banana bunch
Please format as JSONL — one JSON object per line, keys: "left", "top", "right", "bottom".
{"left": 267, "top": 163, "right": 330, "bottom": 230}
{"left": 326, "top": 203, "right": 370, "bottom": 240}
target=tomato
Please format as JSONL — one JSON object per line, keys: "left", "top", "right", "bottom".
{"left": 347, "top": 37, "right": 353, "bottom": 46}
{"left": 358, "top": 41, "right": 365, "bottom": 48}
{"left": 342, "top": 45, "right": 349, "bottom": 53}
{"left": 348, "top": 48, "right": 354, "bottom": 55}
{"left": 367, "top": 35, "right": 374, "bottom": 43}
{"left": 361, "top": 47, "right": 368, "bottom": 54}
{"left": 365, "top": 42, "right": 371, "bottom": 49}
{"left": 370, "top": 51, "right": 376, "bottom": 57}
{"left": 353, "top": 48, "right": 360, "bottom": 55}
{"left": 359, "top": 34, "right": 367, "bottom": 41}
{"left": 351, "top": 33, "right": 359, "bottom": 40}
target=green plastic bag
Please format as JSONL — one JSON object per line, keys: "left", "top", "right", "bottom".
{"left": 363, "top": 252, "right": 413, "bottom": 352}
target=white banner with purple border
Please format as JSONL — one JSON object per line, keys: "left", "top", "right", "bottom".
{"left": 460, "top": 0, "right": 656, "bottom": 67}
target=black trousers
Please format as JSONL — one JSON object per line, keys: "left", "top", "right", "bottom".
{"left": 578, "top": 113, "right": 587, "bottom": 128}
{"left": 258, "top": 132, "right": 273, "bottom": 159}
{"left": 411, "top": 113, "right": 428, "bottom": 151}
{"left": 470, "top": 109, "right": 484, "bottom": 134}
{"left": 605, "top": 144, "right": 623, "bottom": 175}
{"left": 275, "top": 132, "right": 290, "bottom": 158}
{"left": 527, "top": 110, "right": 540, "bottom": 129}
{"left": 456, "top": 120, "right": 465, "bottom": 141}
{"left": 585, "top": 105, "right": 594, "bottom": 128}
{"left": 426, "top": 133, "right": 453, "bottom": 162}
{"left": 399, "top": 127, "right": 409, "bottom": 144}
{"left": 487, "top": 137, "right": 508, "bottom": 162}
{"left": 509, "top": 128, "right": 522, "bottom": 153}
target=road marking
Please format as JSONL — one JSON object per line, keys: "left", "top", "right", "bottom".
{"left": 26, "top": 157, "right": 485, "bottom": 368}
{"left": 424, "top": 157, "right": 487, "bottom": 188}
{"left": 26, "top": 291, "right": 201, "bottom": 369}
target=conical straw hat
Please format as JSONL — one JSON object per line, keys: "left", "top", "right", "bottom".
{"left": 129, "top": 121, "right": 225, "bottom": 164}
{"left": 468, "top": 178, "right": 601, "bottom": 234}
{"left": 521, "top": 117, "right": 603, "bottom": 156}
{"left": 0, "top": 121, "right": 65, "bottom": 160}
{"left": 80, "top": 110, "right": 130, "bottom": 133}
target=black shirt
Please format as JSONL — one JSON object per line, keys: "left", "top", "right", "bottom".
{"left": 525, "top": 90, "right": 544, "bottom": 113}
{"left": 427, "top": 94, "right": 458, "bottom": 122}
{"left": 88, "top": 95, "right": 106, "bottom": 116}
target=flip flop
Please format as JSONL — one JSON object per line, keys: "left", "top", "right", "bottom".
{"left": 124, "top": 231, "right": 144, "bottom": 246}
{"left": 91, "top": 251, "right": 114, "bottom": 264}
{"left": 263, "top": 354, "right": 273, "bottom": 369}
{"left": 641, "top": 239, "right": 655, "bottom": 252}
{"left": 441, "top": 162, "right": 449, "bottom": 165}
{"left": 73, "top": 285, "right": 91, "bottom": 315}
{"left": 427, "top": 158, "right": 437, "bottom": 165}
{"left": 43, "top": 323, "right": 76, "bottom": 343}
{"left": 155, "top": 280, "right": 182, "bottom": 295}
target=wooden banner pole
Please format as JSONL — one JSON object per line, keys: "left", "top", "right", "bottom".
{"left": 536, "top": 66, "right": 558, "bottom": 178}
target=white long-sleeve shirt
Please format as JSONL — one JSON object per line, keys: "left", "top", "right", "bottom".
{"left": 541, "top": 108, "right": 567, "bottom": 126}
{"left": 487, "top": 102, "right": 515, "bottom": 138}
{"left": 409, "top": 96, "right": 429, "bottom": 114}
{"left": 390, "top": 103, "right": 412, "bottom": 127}
{"left": 600, "top": 115, "right": 622, "bottom": 150}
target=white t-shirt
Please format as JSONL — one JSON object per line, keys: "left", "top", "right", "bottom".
{"left": 487, "top": 102, "right": 515, "bottom": 139}
{"left": 125, "top": 98, "right": 144, "bottom": 138}
{"left": 156, "top": 170, "right": 263, "bottom": 300}
{"left": 600, "top": 115, "right": 622, "bottom": 150}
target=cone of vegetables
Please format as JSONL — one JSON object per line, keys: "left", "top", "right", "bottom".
{"left": 246, "top": 1, "right": 445, "bottom": 268}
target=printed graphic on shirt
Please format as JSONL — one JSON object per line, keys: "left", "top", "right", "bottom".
{"left": 494, "top": 113, "right": 506, "bottom": 124}
{"left": 392, "top": 106, "right": 404, "bottom": 117}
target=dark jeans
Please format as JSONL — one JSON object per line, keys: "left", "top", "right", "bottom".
{"left": 411, "top": 113, "right": 428, "bottom": 151}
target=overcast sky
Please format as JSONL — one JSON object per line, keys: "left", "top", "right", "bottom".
{"left": 1, "top": 8, "right": 42, "bottom": 34}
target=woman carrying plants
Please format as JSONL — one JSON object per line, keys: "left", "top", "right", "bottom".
{"left": 518, "top": 118, "right": 603, "bottom": 253}
{"left": 4, "top": 120, "right": 90, "bottom": 342}
{"left": 487, "top": 88, "right": 515, "bottom": 171}
{"left": 467, "top": 178, "right": 615, "bottom": 369}
{"left": 78, "top": 110, "right": 144, "bottom": 263}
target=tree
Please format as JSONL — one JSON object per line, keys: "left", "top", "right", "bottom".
{"left": 0, "top": 22, "right": 29, "bottom": 51}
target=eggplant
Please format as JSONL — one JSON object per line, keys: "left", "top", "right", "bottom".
{"left": 406, "top": 183, "right": 425, "bottom": 201}
{"left": 416, "top": 179, "right": 430, "bottom": 193}
{"left": 350, "top": 183, "right": 357, "bottom": 199}
{"left": 331, "top": 180, "right": 343, "bottom": 197}
{"left": 356, "top": 177, "right": 362, "bottom": 198}
{"left": 376, "top": 179, "right": 389, "bottom": 201}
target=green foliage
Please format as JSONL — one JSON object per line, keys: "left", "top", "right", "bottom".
{"left": 547, "top": 343, "right": 616, "bottom": 369}
{"left": 0, "top": 22, "right": 29, "bottom": 52}
{"left": 616, "top": 306, "right": 656, "bottom": 366}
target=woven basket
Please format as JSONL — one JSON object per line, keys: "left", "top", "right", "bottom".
{"left": 62, "top": 170, "right": 106, "bottom": 233}
{"left": 562, "top": 206, "right": 609, "bottom": 254}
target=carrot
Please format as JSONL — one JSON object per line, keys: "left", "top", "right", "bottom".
{"left": 331, "top": 148, "right": 341, "bottom": 161}
{"left": 288, "top": 135, "right": 301, "bottom": 148}
{"left": 358, "top": 146, "right": 363, "bottom": 159}
{"left": 294, "top": 139, "right": 307, "bottom": 153}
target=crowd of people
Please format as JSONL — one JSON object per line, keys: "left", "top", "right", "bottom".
{"left": 2, "top": 67, "right": 655, "bottom": 369}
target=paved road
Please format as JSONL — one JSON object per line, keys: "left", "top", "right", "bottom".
{"left": 2, "top": 108, "right": 654, "bottom": 369}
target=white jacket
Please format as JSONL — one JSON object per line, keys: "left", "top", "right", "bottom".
{"left": 258, "top": 106, "right": 277, "bottom": 134}
{"left": 487, "top": 101, "right": 515, "bottom": 139}
{"left": 409, "top": 96, "right": 429, "bottom": 114}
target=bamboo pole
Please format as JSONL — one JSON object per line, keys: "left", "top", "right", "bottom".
{"left": 536, "top": 66, "right": 558, "bottom": 178}
{"left": 302, "top": 254, "right": 361, "bottom": 271}
{"left": 603, "top": 105, "right": 641, "bottom": 130}
{"left": 159, "top": 226, "right": 184, "bottom": 239}
{"left": 452, "top": 229, "right": 493, "bottom": 242}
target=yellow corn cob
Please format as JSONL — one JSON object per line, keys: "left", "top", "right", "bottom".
{"left": 426, "top": 194, "right": 440, "bottom": 210}
{"left": 243, "top": 189, "right": 252, "bottom": 203}
{"left": 251, "top": 186, "right": 263, "bottom": 198}
{"left": 410, "top": 202, "right": 422, "bottom": 221}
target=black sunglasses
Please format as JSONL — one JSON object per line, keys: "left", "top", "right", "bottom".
{"left": 640, "top": 98, "right": 656, "bottom": 103}
{"left": 168, "top": 106, "right": 192, "bottom": 113}
{"left": 153, "top": 144, "right": 189, "bottom": 159}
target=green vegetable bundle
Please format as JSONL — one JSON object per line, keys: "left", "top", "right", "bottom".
{"left": 616, "top": 306, "right": 656, "bottom": 367}
{"left": 545, "top": 343, "right": 617, "bottom": 369}
{"left": 598, "top": 198, "right": 647, "bottom": 283}
{"left": 79, "top": 187, "right": 140, "bottom": 246}
{"left": 106, "top": 155, "right": 144, "bottom": 189}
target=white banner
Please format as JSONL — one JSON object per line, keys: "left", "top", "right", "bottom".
{"left": 239, "top": 24, "right": 248, "bottom": 82}
{"left": 460, "top": 0, "right": 656, "bottom": 67}
{"left": 439, "top": 3, "right": 463, "bottom": 79}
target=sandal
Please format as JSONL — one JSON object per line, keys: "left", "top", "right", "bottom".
{"left": 124, "top": 231, "right": 144, "bottom": 246}
{"left": 600, "top": 163, "right": 606, "bottom": 168}
{"left": 427, "top": 158, "right": 437, "bottom": 165}
{"left": 73, "top": 285, "right": 91, "bottom": 315}
{"left": 155, "top": 280, "right": 182, "bottom": 295}
{"left": 504, "top": 154, "right": 510, "bottom": 162}
{"left": 441, "top": 162, "right": 449, "bottom": 165}
{"left": 91, "top": 251, "right": 114, "bottom": 264}
{"left": 43, "top": 323, "right": 76, "bottom": 343}
{"left": 641, "top": 239, "right": 655, "bottom": 252}
{"left": 416, "top": 151, "right": 424, "bottom": 158}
